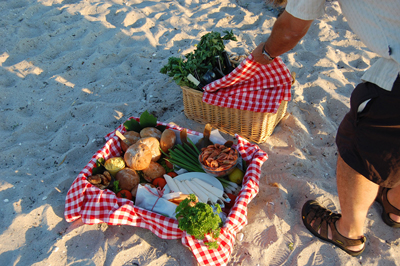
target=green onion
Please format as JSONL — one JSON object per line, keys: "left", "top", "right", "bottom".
{"left": 216, "top": 177, "right": 231, "bottom": 188}
{"left": 187, "top": 138, "right": 201, "bottom": 154}
{"left": 183, "top": 143, "right": 200, "bottom": 158}
{"left": 175, "top": 146, "right": 200, "bottom": 165}
{"left": 163, "top": 142, "right": 205, "bottom": 172}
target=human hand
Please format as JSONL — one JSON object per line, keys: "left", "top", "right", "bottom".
{"left": 251, "top": 42, "right": 274, "bottom": 65}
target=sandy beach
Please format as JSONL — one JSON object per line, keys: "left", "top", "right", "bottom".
{"left": 1, "top": 0, "right": 399, "bottom": 265}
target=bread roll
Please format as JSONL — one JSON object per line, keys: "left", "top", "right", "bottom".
{"left": 140, "top": 127, "right": 162, "bottom": 140}
{"left": 115, "top": 168, "right": 140, "bottom": 191}
{"left": 142, "top": 161, "right": 166, "bottom": 182}
{"left": 138, "top": 137, "right": 161, "bottom": 162}
{"left": 124, "top": 142, "right": 152, "bottom": 170}
{"left": 160, "top": 129, "right": 176, "bottom": 153}
{"left": 120, "top": 131, "right": 141, "bottom": 152}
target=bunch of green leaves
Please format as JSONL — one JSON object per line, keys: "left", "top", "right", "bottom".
{"left": 124, "top": 110, "right": 166, "bottom": 133}
{"left": 175, "top": 194, "right": 222, "bottom": 249}
{"left": 92, "top": 158, "right": 105, "bottom": 175}
{"left": 160, "top": 56, "right": 192, "bottom": 88}
{"left": 160, "top": 30, "right": 237, "bottom": 89}
{"left": 112, "top": 180, "right": 121, "bottom": 194}
{"left": 189, "top": 30, "right": 237, "bottom": 73}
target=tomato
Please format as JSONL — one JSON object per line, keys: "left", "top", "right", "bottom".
{"left": 166, "top": 172, "right": 178, "bottom": 178}
{"left": 152, "top": 177, "right": 167, "bottom": 189}
{"left": 116, "top": 189, "right": 133, "bottom": 200}
{"left": 225, "top": 193, "right": 237, "bottom": 209}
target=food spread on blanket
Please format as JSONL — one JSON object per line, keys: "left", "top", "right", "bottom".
{"left": 84, "top": 111, "right": 246, "bottom": 249}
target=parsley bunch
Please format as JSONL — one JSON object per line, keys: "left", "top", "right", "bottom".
{"left": 160, "top": 30, "right": 237, "bottom": 90}
{"left": 175, "top": 194, "right": 222, "bottom": 249}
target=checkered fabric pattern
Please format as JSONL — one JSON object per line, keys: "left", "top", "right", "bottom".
{"left": 202, "top": 54, "right": 292, "bottom": 113}
{"left": 65, "top": 117, "right": 268, "bottom": 266}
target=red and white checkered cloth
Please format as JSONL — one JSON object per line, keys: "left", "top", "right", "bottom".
{"left": 64, "top": 117, "right": 268, "bottom": 266}
{"left": 202, "top": 54, "right": 292, "bottom": 113}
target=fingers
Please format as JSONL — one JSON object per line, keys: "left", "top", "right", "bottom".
{"left": 251, "top": 42, "right": 274, "bottom": 65}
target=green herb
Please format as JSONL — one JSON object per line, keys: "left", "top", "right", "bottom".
{"left": 124, "top": 117, "right": 142, "bottom": 132}
{"left": 205, "top": 240, "right": 219, "bottom": 249}
{"left": 160, "top": 31, "right": 237, "bottom": 89}
{"left": 123, "top": 110, "right": 166, "bottom": 133}
{"left": 92, "top": 158, "right": 105, "bottom": 175}
{"left": 175, "top": 194, "right": 222, "bottom": 249}
{"left": 112, "top": 180, "right": 121, "bottom": 194}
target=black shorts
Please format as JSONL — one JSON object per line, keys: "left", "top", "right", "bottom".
{"left": 336, "top": 76, "right": 400, "bottom": 188}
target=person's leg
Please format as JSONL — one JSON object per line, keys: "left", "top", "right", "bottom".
{"left": 384, "top": 185, "right": 400, "bottom": 223}
{"left": 304, "top": 77, "right": 400, "bottom": 255}
{"left": 335, "top": 154, "right": 379, "bottom": 252}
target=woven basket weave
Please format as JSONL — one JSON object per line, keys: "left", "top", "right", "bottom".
{"left": 181, "top": 86, "right": 288, "bottom": 143}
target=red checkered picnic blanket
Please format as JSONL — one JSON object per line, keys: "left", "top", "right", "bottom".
{"left": 64, "top": 117, "right": 268, "bottom": 266}
{"left": 202, "top": 54, "right": 292, "bottom": 113}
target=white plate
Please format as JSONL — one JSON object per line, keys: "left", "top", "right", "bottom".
{"left": 174, "top": 172, "right": 223, "bottom": 191}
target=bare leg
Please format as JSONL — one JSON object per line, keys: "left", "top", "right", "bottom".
{"left": 335, "top": 154, "right": 379, "bottom": 252}
{"left": 386, "top": 184, "right": 400, "bottom": 222}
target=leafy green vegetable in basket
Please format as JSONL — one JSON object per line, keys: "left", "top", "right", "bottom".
{"left": 123, "top": 110, "right": 166, "bottom": 133}
{"left": 176, "top": 194, "right": 222, "bottom": 249}
{"left": 112, "top": 180, "right": 121, "bottom": 194}
{"left": 160, "top": 31, "right": 237, "bottom": 89}
{"left": 92, "top": 158, "right": 105, "bottom": 175}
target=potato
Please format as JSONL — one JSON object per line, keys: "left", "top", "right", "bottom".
{"left": 124, "top": 142, "right": 152, "bottom": 170}
{"left": 131, "top": 186, "right": 138, "bottom": 198}
{"left": 120, "top": 131, "right": 141, "bottom": 152}
{"left": 142, "top": 161, "right": 166, "bottom": 183}
{"left": 160, "top": 129, "right": 176, "bottom": 153}
{"left": 138, "top": 137, "right": 161, "bottom": 162}
{"left": 115, "top": 168, "right": 140, "bottom": 191}
{"left": 140, "top": 127, "right": 162, "bottom": 140}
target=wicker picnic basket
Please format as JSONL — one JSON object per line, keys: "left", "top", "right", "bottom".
{"left": 181, "top": 85, "right": 288, "bottom": 143}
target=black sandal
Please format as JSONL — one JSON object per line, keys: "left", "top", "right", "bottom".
{"left": 302, "top": 200, "right": 366, "bottom": 256}
{"left": 375, "top": 187, "right": 400, "bottom": 228}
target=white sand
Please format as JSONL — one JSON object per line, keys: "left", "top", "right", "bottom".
{"left": 1, "top": 0, "right": 399, "bottom": 265}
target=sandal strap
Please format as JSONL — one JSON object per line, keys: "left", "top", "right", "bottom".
{"left": 307, "top": 203, "right": 341, "bottom": 240}
{"left": 331, "top": 222, "right": 366, "bottom": 247}
{"left": 381, "top": 187, "right": 400, "bottom": 216}
{"left": 305, "top": 201, "right": 365, "bottom": 247}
